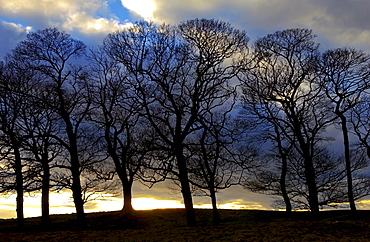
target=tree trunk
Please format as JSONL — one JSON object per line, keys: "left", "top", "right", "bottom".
{"left": 274, "top": 125, "right": 292, "bottom": 213}
{"left": 56, "top": 73, "right": 85, "bottom": 227}
{"left": 304, "top": 157, "right": 319, "bottom": 213}
{"left": 62, "top": 110, "right": 85, "bottom": 227}
{"left": 106, "top": 136, "right": 134, "bottom": 214}
{"left": 14, "top": 145, "right": 24, "bottom": 230}
{"left": 280, "top": 156, "right": 292, "bottom": 213}
{"left": 289, "top": 112, "right": 319, "bottom": 213}
{"left": 122, "top": 181, "right": 134, "bottom": 213}
{"left": 209, "top": 184, "right": 221, "bottom": 225}
{"left": 69, "top": 134, "right": 85, "bottom": 227}
{"left": 338, "top": 114, "right": 356, "bottom": 212}
{"left": 71, "top": 164, "right": 85, "bottom": 227}
{"left": 298, "top": 142, "right": 319, "bottom": 213}
{"left": 176, "top": 151, "right": 197, "bottom": 227}
{"left": 41, "top": 160, "right": 51, "bottom": 226}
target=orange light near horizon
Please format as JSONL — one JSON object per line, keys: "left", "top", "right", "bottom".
{"left": 0, "top": 193, "right": 265, "bottom": 219}
{"left": 0, "top": 192, "right": 76, "bottom": 219}
{"left": 0, "top": 194, "right": 187, "bottom": 219}
{"left": 4, "top": 193, "right": 369, "bottom": 220}
{"left": 193, "top": 201, "right": 265, "bottom": 210}
{"left": 219, "top": 202, "right": 264, "bottom": 210}
{"left": 133, "top": 197, "right": 184, "bottom": 210}
{"left": 90, "top": 196, "right": 185, "bottom": 211}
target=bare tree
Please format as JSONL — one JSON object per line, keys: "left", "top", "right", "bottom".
{"left": 88, "top": 47, "right": 160, "bottom": 214}
{"left": 16, "top": 86, "right": 62, "bottom": 227}
{"left": 104, "top": 19, "right": 248, "bottom": 226}
{"left": 320, "top": 47, "right": 370, "bottom": 212}
{"left": 0, "top": 60, "right": 31, "bottom": 229}
{"left": 291, "top": 146, "right": 370, "bottom": 209}
{"left": 10, "top": 28, "right": 90, "bottom": 226}
{"left": 239, "top": 29, "right": 335, "bottom": 213}
{"left": 2, "top": 49, "right": 68, "bottom": 227}
{"left": 1, "top": 58, "right": 59, "bottom": 229}
{"left": 187, "top": 107, "right": 254, "bottom": 224}
{"left": 240, "top": 91, "right": 294, "bottom": 212}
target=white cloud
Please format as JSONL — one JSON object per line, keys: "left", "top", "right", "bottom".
{"left": 0, "top": 0, "right": 105, "bottom": 20}
{"left": 121, "top": 0, "right": 157, "bottom": 20}
{"left": 59, "top": 11, "right": 131, "bottom": 35}
{"left": 0, "top": 0, "right": 131, "bottom": 44}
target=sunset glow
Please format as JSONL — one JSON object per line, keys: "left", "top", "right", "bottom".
{"left": 0, "top": 192, "right": 269, "bottom": 219}
{"left": 133, "top": 198, "right": 183, "bottom": 210}
{"left": 2, "top": 190, "right": 370, "bottom": 219}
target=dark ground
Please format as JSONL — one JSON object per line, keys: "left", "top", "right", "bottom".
{"left": 1, "top": 209, "right": 370, "bottom": 241}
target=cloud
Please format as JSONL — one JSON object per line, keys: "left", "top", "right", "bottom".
{"left": 0, "top": 0, "right": 131, "bottom": 47}
{"left": 152, "top": 0, "right": 316, "bottom": 28}
{"left": 311, "top": 0, "right": 370, "bottom": 30}
{"left": 1, "top": 0, "right": 100, "bottom": 29}
{"left": 151, "top": 0, "right": 370, "bottom": 51}
{"left": 121, "top": 0, "right": 157, "bottom": 20}
{"left": 84, "top": 201, "right": 101, "bottom": 210}
{"left": 59, "top": 11, "right": 132, "bottom": 46}
{"left": 354, "top": 198, "right": 370, "bottom": 210}
{"left": 216, "top": 185, "right": 273, "bottom": 209}
{"left": 1, "top": 0, "right": 368, "bottom": 53}
{"left": 132, "top": 181, "right": 184, "bottom": 201}
{"left": 0, "top": 20, "right": 30, "bottom": 58}
{"left": 308, "top": 0, "right": 370, "bottom": 50}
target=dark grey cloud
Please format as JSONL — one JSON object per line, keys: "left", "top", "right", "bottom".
{"left": 153, "top": 0, "right": 370, "bottom": 51}
{"left": 311, "top": 0, "right": 370, "bottom": 30}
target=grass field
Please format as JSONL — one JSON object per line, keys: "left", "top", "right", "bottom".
{"left": 1, "top": 209, "right": 370, "bottom": 241}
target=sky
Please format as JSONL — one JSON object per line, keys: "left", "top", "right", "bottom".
{"left": 0, "top": 0, "right": 370, "bottom": 218}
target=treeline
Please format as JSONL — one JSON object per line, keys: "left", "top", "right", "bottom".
{"left": 0, "top": 19, "right": 369, "bottom": 229}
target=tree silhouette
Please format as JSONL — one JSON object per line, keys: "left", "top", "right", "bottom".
{"left": 9, "top": 28, "right": 89, "bottom": 226}
{"left": 187, "top": 108, "right": 254, "bottom": 224}
{"left": 240, "top": 29, "right": 335, "bottom": 213}
{"left": 0, "top": 60, "right": 31, "bottom": 229}
{"left": 320, "top": 47, "right": 370, "bottom": 212}
{"left": 89, "top": 46, "right": 161, "bottom": 213}
{"left": 104, "top": 19, "right": 248, "bottom": 226}
{"left": 240, "top": 85, "right": 294, "bottom": 212}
